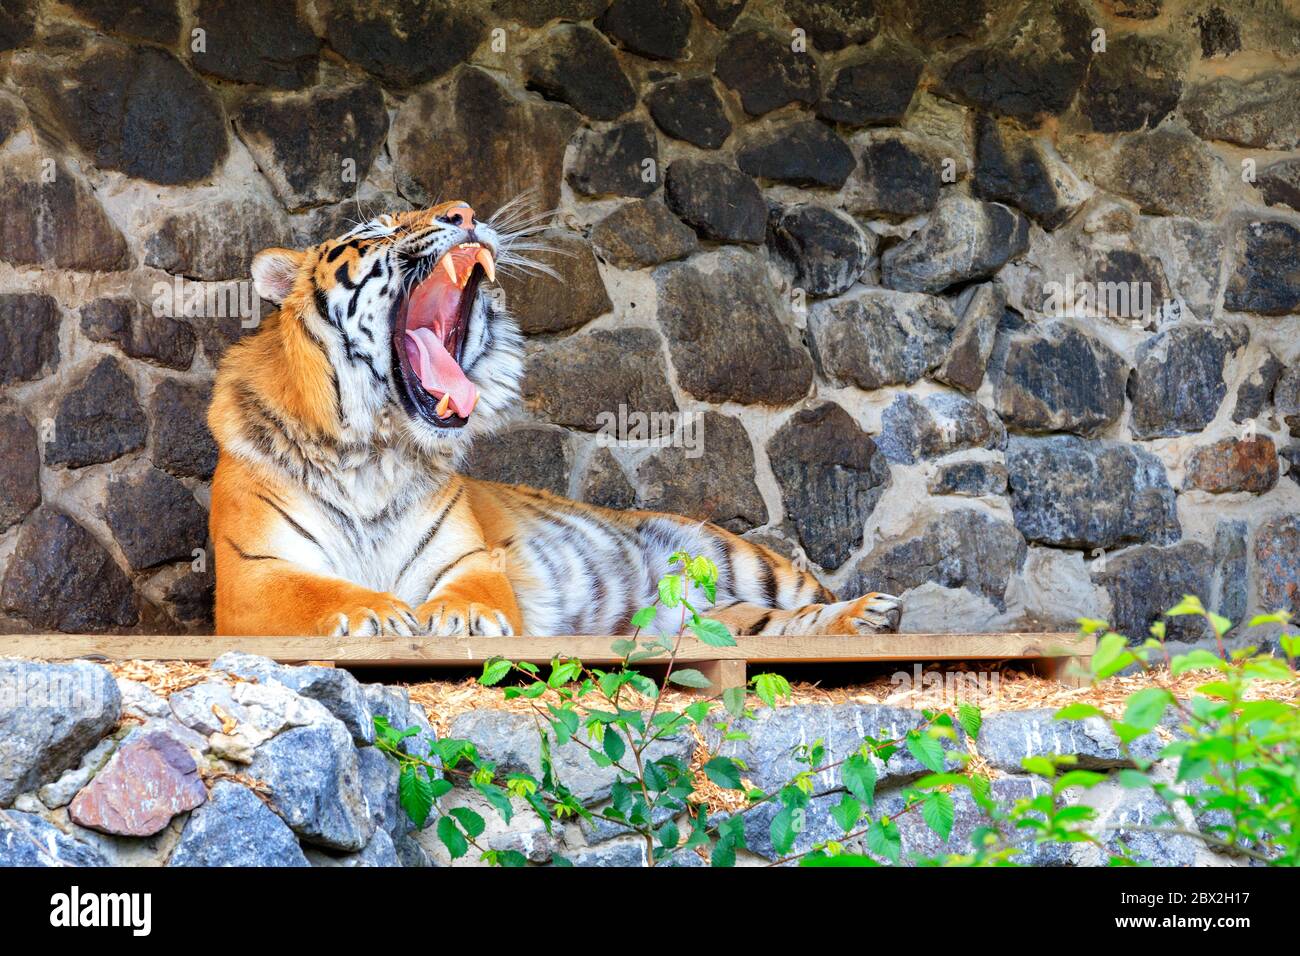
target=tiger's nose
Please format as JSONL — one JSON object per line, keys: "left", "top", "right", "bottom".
{"left": 437, "top": 204, "right": 475, "bottom": 229}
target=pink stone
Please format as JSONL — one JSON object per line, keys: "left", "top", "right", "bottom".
{"left": 69, "top": 731, "right": 206, "bottom": 836}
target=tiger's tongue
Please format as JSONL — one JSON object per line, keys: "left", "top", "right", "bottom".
{"left": 403, "top": 279, "right": 478, "bottom": 418}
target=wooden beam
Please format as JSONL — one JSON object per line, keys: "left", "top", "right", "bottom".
{"left": 695, "top": 659, "right": 747, "bottom": 696}
{"left": 0, "top": 631, "right": 1095, "bottom": 667}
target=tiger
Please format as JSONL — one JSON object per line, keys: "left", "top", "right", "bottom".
{"left": 207, "top": 200, "right": 903, "bottom": 639}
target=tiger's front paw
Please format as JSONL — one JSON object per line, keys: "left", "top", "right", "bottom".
{"left": 322, "top": 596, "right": 421, "bottom": 637}
{"left": 832, "top": 592, "right": 902, "bottom": 634}
{"left": 415, "top": 599, "right": 515, "bottom": 637}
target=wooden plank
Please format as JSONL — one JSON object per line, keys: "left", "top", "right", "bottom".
{"left": 0, "top": 631, "right": 1095, "bottom": 667}
{"left": 695, "top": 659, "right": 747, "bottom": 696}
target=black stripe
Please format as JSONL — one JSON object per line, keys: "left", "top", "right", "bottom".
{"left": 426, "top": 547, "right": 488, "bottom": 595}
{"left": 757, "top": 557, "right": 777, "bottom": 608}
{"left": 226, "top": 537, "right": 280, "bottom": 562}
{"left": 256, "top": 493, "right": 322, "bottom": 549}
{"left": 397, "top": 487, "right": 465, "bottom": 585}
{"left": 750, "top": 611, "right": 772, "bottom": 635}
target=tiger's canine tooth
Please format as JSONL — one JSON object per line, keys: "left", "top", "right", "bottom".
{"left": 441, "top": 254, "right": 457, "bottom": 284}
{"left": 475, "top": 247, "right": 496, "bottom": 283}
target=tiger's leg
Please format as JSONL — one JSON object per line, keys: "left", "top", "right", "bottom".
{"left": 706, "top": 592, "right": 903, "bottom": 636}
{"left": 414, "top": 548, "right": 523, "bottom": 637}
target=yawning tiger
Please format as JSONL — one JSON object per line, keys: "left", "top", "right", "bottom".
{"left": 208, "top": 201, "right": 902, "bottom": 638}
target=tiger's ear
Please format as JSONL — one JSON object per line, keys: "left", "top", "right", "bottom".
{"left": 251, "top": 247, "right": 305, "bottom": 304}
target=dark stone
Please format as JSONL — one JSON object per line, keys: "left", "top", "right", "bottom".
{"left": 524, "top": 328, "right": 677, "bottom": 431}
{"left": 0, "top": 293, "right": 60, "bottom": 386}
{"left": 942, "top": 0, "right": 1094, "bottom": 121}
{"left": 499, "top": 232, "right": 610, "bottom": 334}
{"left": 1080, "top": 34, "right": 1185, "bottom": 133}
{"left": 852, "top": 510, "right": 1027, "bottom": 610}
{"left": 991, "top": 322, "right": 1127, "bottom": 435}
{"left": 876, "top": 392, "right": 1006, "bottom": 465}
{"left": 715, "top": 29, "right": 819, "bottom": 116}
{"left": 391, "top": 66, "right": 581, "bottom": 217}
{"left": 1196, "top": 5, "right": 1241, "bottom": 57}
{"left": 816, "top": 40, "right": 922, "bottom": 126}
{"left": 1102, "top": 0, "right": 1161, "bottom": 20}
{"left": 78, "top": 298, "right": 196, "bottom": 371}
{"left": 0, "top": 811, "right": 107, "bottom": 867}
{"left": 1, "top": 508, "right": 138, "bottom": 631}
{"left": 899, "top": 0, "right": 996, "bottom": 44}
{"left": 234, "top": 82, "right": 388, "bottom": 209}
{"left": 590, "top": 199, "right": 698, "bottom": 268}
{"left": 1223, "top": 220, "right": 1300, "bottom": 316}
{"left": 46, "top": 359, "right": 147, "bottom": 468}
{"left": 325, "top": 0, "right": 484, "bottom": 89}
{"left": 0, "top": 408, "right": 39, "bottom": 533}
{"left": 1127, "top": 324, "right": 1247, "bottom": 439}
{"left": 1182, "top": 71, "right": 1300, "bottom": 150}
{"left": 1005, "top": 435, "right": 1180, "bottom": 550}
{"left": 736, "top": 120, "right": 855, "bottom": 188}
{"left": 1283, "top": 444, "right": 1300, "bottom": 484}
{"left": 637, "top": 412, "right": 767, "bottom": 533}
{"left": 1276, "top": 366, "right": 1300, "bottom": 438}
{"left": 1184, "top": 437, "right": 1278, "bottom": 494}
{"left": 1256, "top": 514, "right": 1300, "bottom": 616}
{"left": 597, "top": 0, "right": 692, "bottom": 60}
{"left": 1079, "top": 249, "right": 1172, "bottom": 321}
{"left": 663, "top": 159, "right": 765, "bottom": 243}
{"left": 1093, "top": 543, "right": 1213, "bottom": 643}
{"left": 881, "top": 196, "right": 1028, "bottom": 292}
{"left": 933, "top": 282, "right": 1004, "bottom": 393}
{"left": 784, "top": 0, "right": 880, "bottom": 51}
{"left": 150, "top": 379, "right": 218, "bottom": 480}
{"left": 1089, "top": 128, "right": 1224, "bottom": 219}
{"left": 566, "top": 120, "right": 658, "bottom": 197}
{"left": 492, "top": 0, "right": 609, "bottom": 27}
{"left": 32, "top": 44, "right": 227, "bottom": 186}
{"left": 1257, "top": 159, "right": 1300, "bottom": 211}
{"left": 104, "top": 469, "right": 208, "bottom": 572}
{"left": 807, "top": 288, "right": 959, "bottom": 390}
{"left": 193, "top": 0, "right": 320, "bottom": 88}
{"left": 696, "top": 0, "right": 746, "bottom": 30}
{"left": 580, "top": 448, "right": 636, "bottom": 511}
{"left": 972, "top": 115, "right": 1084, "bottom": 229}
{"left": 463, "top": 426, "right": 571, "bottom": 495}
{"left": 645, "top": 76, "right": 732, "bottom": 149}
{"left": 767, "top": 203, "right": 871, "bottom": 298}
{"left": 655, "top": 248, "right": 813, "bottom": 405}
{"left": 165, "top": 572, "right": 215, "bottom": 629}
{"left": 1232, "top": 351, "right": 1283, "bottom": 425}
{"left": 928, "top": 459, "right": 1008, "bottom": 497}
{"left": 169, "top": 781, "right": 309, "bottom": 867}
{"left": 844, "top": 137, "right": 940, "bottom": 220}
{"left": 525, "top": 24, "right": 636, "bottom": 121}
{"left": 1211, "top": 518, "right": 1248, "bottom": 630}
{"left": 0, "top": 0, "right": 34, "bottom": 51}
{"left": 0, "top": 157, "right": 130, "bottom": 271}
{"left": 766, "top": 403, "right": 890, "bottom": 570}
{"left": 64, "top": 0, "right": 181, "bottom": 44}
{"left": 144, "top": 196, "right": 294, "bottom": 282}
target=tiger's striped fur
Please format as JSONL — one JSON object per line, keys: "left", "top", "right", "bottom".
{"left": 209, "top": 202, "right": 902, "bottom": 638}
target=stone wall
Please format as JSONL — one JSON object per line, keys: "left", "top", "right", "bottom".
{"left": 0, "top": 0, "right": 1298, "bottom": 639}
{"left": 0, "top": 657, "right": 1245, "bottom": 866}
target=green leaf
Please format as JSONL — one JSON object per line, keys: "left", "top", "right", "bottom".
{"left": 831, "top": 794, "right": 862, "bottom": 833}
{"left": 398, "top": 766, "right": 435, "bottom": 828}
{"left": 703, "top": 756, "right": 743, "bottom": 790}
{"left": 770, "top": 806, "right": 799, "bottom": 857}
{"left": 711, "top": 838, "right": 736, "bottom": 868}
{"left": 1164, "top": 595, "right": 1205, "bottom": 617}
{"left": 449, "top": 806, "right": 486, "bottom": 839}
{"left": 1054, "top": 770, "right": 1106, "bottom": 794}
{"left": 752, "top": 673, "right": 791, "bottom": 708}
{"left": 1092, "top": 632, "right": 1137, "bottom": 680}
{"left": 1053, "top": 702, "right": 1105, "bottom": 721}
{"left": 842, "top": 754, "right": 878, "bottom": 808}
{"left": 800, "top": 854, "right": 879, "bottom": 867}
{"left": 658, "top": 574, "right": 683, "bottom": 609}
{"left": 921, "top": 791, "right": 955, "bottom": 842}
{"left": 906, "top": 732, "right": 946, "bottom": 773}
{"left": 689, "top": 616, "right": 736, "bottom": 647}
{"left": 865, "top": 818, "right": 901, "bottom": 864}
{"left": 1123, "top": 687, "right": 1174, "bottom": 732}
{"left": 474, "top": 781, "right": 514, "bottom": 824}
{"left": 957, "top": 703, "right": 982, "bottom": 739}
{"left": 479, "top": 658, "right": 512, "bottom": 686}
{"left": 722, "top": 686, "right": 747, "bottom": 718}
{"left": 437, "top": 816, "right": 468, "bottom": 859}
{"left": 630, "top": 606, "right": 657, "bottom": 630}
{"left": 603, "top": 728, "right": 626, "bottom": 763}
{"left": 668, "top": 668, "right": 714, "bottom": 689}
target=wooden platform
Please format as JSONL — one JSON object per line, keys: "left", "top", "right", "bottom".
{"left": 0, "top": 631, "right": 1096, "bottom": 694}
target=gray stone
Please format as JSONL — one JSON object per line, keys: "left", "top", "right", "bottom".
{"left": 1182, "top": 71, "right": 1300, "bottom": 150}
{"left": 1006, "top": 436, "right": 1180, "bottom": 550}
{"left": 104, "top": 468, "right": 208, "bottom": 572}
{"left": 1127, "top": 324, "right": 1247, "bottom": 439}
{"left": 324, "top": 0, "right": 483, "bottom": 89}
{"left": 1211, "top": 519, "right": 1248, "bottom": 626}
{"left": 656, "top": 248, "right": 814, "bottom": 405}
{"left": 306, "top": 829, "right": 400, "bottom": 867}
{"left": 663, "top": 160, "right": 766, "bottom": 244}
{"left": 0, "top": 509, "right": 138, "bottom": 631}
{"left": 844, "top": 136, "right": 940, "bottom": 220}
{"left": 590, "top": 200, "right": 698, "bottom": 269}
{"left": 168, "top": 781, "right": 309, "bottom": 867}
{"left": 1223, "top": 220, "right": 1300, "bottom": 316}
{"left": 500, "top": 232, "right": 611, "bottom": 335}
{"left": 524, "top": 328, "right": 677, "bottom": 431}
{"left": 882, "top": 196, "right": 1029, "bottom": 293}
{"left": 850, "top": 509, "right": 1027, "bottom": 610}
{"left": 0, "top": 157, "right": 130, "bottom": 270}
{"left": 928, "top": 460, "right": 1008, "bottom": 497}
{"left": 567, "top": 120, "right": 659, "bottom": 198}
{"left": 1082, "top": 127, "right": 1225, "bottom": 219}
{"left": 637, "top": 412, "right": 768, "bottom": 534}
{"left": 1093, "top": 542, "right": 1214, "bottom": 643}
{"left": 979, "top": 710, "right": 1162, "bottom": 772}
{"left": 579, "top": 448, "right": 636, "bottom": 511}
{"left": 766, "top": 203, "right": 871, "bottom": 298}
{"left": 564, "top": 839, "right": 647, "bottom": 867}
{"left": 991, "top": 322, "right": 1127, "bottom": 436}
{"left": 164, "top": 573, "right": 214, "bottom": 630}
{"left": 116, "top": 679, "right": 170, "bottom": 721}
{"left": 0, "top": 810, "right": 108, "bottom": 867}
{"left": 0, "top": 293, "right": 60, "bottom": 386}
{"left": 1257, "top": 158, "right": 1300, "bottom": 210}
{"left": 525, "top": 24, "right": 635, "bottom": 121}
{"left": 363, "top": 684, "right": 437, "bottom": 763}
{"left": 193, "top": 0, "right": 320, "bottom": 89}
{"left": 817, "top": 39, "right": 922, "bottom": 126}
{"left": 933, "top": 283, "right": 1006, "bottom": 393}
{"left": 736, "top": 120, "right": 855, "bottom": 188}
{"left": 144, "top": 194, "right": 293, "bottom": 282}
{"left": 213, "top": 653, "right": 375, "bottom": 746}
{"left": 807, "top": 288, "right": 960, "bottom": 390}
{"left": 68, "top": 730, "right": 207, "bottom": 837}
{"left": 715, "top": 29, "right": 819, "bottom": 116}
{"left": 1074, "top": 781, "right": 1200, "bottom": 866}
{"left": 646, "top": 76, "right": 731, "bottom": 150}
{"left": 1255, "top": 514, "right": 1300, "bottom": 616}
{"left": 357, "top": 746, "right": 403, "bottom": 843}
{"left": 79, "top": 297, "right": 196, "bottom": 371}
{"left": 767, "top": 403, "right": 891, "bottom": 570}
{"left": 972, "top": 115, "right": 1087, "bottom": 229}
{"left": 39, "top": 736, "right": 119, "bottom": 810}
{"left": 464, "top": 426, "right": 571, "bottom": 495}
{"left": 45, "top": 358, "right": 147, "bottom": 468}
{"left": 0, "top": 660, "right": 121, "bottom": 806}
{"left": 151, "top": 378, "right": 218, "bottom": 480}
{"left": 1278, "top": 366, "right": 1300, "bottom": 438}
{"left": 0, "top": 407, "right": 39, "bottom": 532}
{"left": 876, "top": 392, "right": 1006, "bottom": 465}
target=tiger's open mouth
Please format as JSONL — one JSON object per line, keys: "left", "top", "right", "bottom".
{"left": 392, "top": 242, "right": 496, "bottom": 429}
